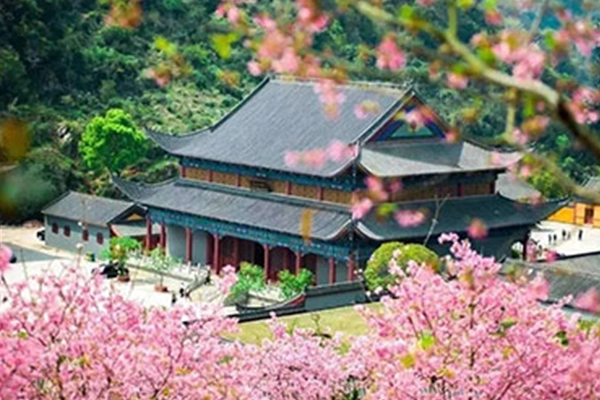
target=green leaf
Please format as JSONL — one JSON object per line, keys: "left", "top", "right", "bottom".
{"left": 400, "top": 353, "right": 415, "bottom": 369}
{"left": 211, "top": 33, "right": 239, "bottom": 59}
{"left": 398, "top": 5, "right": 414, "bottom": 24}
{"left": 457, "top": 0, "right": 476, "bottom": 8}
{"left": 419, "top": 330, "right": 436, "bottom": 350}
{"left": 499, "top": 318, "right": 517, "bottom": 330}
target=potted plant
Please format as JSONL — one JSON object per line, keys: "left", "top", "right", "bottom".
{"left": 100, "top": 237, "right": 141, "bottom": 282}
{"left": 147, "top": 248, "right": 177, "bottom": 292}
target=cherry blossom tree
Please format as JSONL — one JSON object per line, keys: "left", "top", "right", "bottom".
{"left": 217, "top": 0, "right": 600, "bottom": 203}
{"left": 349, "top": 234, "right": 600, "bottom": 399}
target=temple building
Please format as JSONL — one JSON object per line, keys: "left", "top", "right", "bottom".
{"left": 115, "top": 77, "right": 558, "bottom": 285}
{"left": 549, "top": 177, "right": 600, "bottom": 227}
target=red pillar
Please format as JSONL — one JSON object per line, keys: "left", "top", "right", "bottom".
{"left": 213, "top": 234, "right": 221, "bottom": 274}
{"left": 295, "top": 250, "right": 302, "bottom": 274}
{"left": 185, "top": 228, "right": 193, "bottom": 264}
{"left": 283, "top": 249, "right": 290, "bottom": 273}
{"left": 264, "top": 244, "right": 271, "bottom": 282}
{"left": 317, "top": 187, "right": 324, "bottom": 201}
{"left": 233, "top": 237, "right": 239, "bottom": 268}
{"left": 145, "top": 217, "right": 152, "bottom": 251}
{"left": 236, "top": 173, "right": 241, "bottom": 187}
{"left": 347, "top": 253, "right": 355, "bottom": 282}
{"left": 286, "top": 181, "right": 292, "bottom": 195}
{"left": 328, "top": 257, "right": 336, "bottom": 284}
{"left": 180, "top": 165, "right": 187, "bottom": 178}
{"left": 205, "top": 233, "right": 213, "bottom": 267}
{"left": 159, "top": 223, "right": 166, "bottom": 249}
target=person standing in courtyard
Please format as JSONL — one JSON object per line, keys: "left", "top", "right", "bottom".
{"left": 578, "top": 229, "right": 583, "bottom": 241}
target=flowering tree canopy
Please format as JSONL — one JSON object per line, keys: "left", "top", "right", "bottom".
{"left": 1, "top": 238, "right": 600, "bottom": 398}
{"left": 217, "top": 0, "right": 600, "bottom": 203}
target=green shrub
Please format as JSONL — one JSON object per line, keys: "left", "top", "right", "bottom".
{"left": 229, "top": 262, "right": 266, "bottom": 304}
{"left": 278, "top": 269, "right": 313, "bottom": 299}
{"left": 364, "top": 242, "right": 439, "bottom": 291}
{"left": 99, "top": 236, "right": 142, "bottom": 275}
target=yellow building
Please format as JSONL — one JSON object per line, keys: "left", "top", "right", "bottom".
{"left": 548, "top": 177, "right": 600, "bottom": 227}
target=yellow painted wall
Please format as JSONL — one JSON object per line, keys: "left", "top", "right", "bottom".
{"left": 594, "top": 206, "right": 600, "bottom": 228}
{"left": 548, "top": 206, "right": 575, "bottom": 224}
{"left": 575, "top": 203, "right": 587, "bottom": 225}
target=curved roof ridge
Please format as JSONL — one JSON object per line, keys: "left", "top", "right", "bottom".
{"left": 112, "top": 175, "right": 178, "bottom": 202}
{"left": 270, "top": 74, "right": 409, "bottom": 92}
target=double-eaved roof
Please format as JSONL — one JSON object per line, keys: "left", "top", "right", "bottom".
{"left": 42, "top": 191, "right": 136, "bottom": 226}
{"left": 146, "top": 77, "right": 517, "bottom": 178}
{"left": 114, "top": 177, "right": 560, "bottom": 243}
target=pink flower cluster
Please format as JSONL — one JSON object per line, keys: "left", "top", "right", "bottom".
{"left": 284, "top": 140, "right": 357, "bottom": 169}
{"left": 350, "top": 236, "right": 600, "bottom": 398}
{"left": 568, "top": 87, "right": 600, "bottom": 125}
{"left": 375, "top": 35, "right": 406, "bottom": 72}
{"left": 492, "top": 31, "right": 546, "bottom": 79}
{"left": 2, "top": 238, "right": 600, "bottom": 398}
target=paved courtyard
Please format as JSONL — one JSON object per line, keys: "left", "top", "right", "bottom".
{"left": 531, "top": 221, "right": 600, "bottom": 258}
{"left": 0, "top": 225, "right": 231, "bottom": 310}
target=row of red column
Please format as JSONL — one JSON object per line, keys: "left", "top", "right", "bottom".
{"left": 145, "top": 219, "right": 356, "bottom": 283}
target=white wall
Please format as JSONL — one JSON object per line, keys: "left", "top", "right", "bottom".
{"left": 191, "top": 230, "right": 208, "bottom": 265}
{"left": 166, "top": 225, "right": 186, "bottom": 261}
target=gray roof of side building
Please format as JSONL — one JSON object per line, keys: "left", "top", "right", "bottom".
{"left": 42, "top": 192, "right": 136, "bottom": 227}
{"left": 146, "top": 77, "right": 408, "bottom": 177}
{"left": 358, "top": 141, "right": 521, "bottom": 178}
{"left": 496, "top": 172, "right": 542, "bottom": 201}
{"left": 584, "top": 176, "right": 600, "bottom": 192}
{"left": 114, "top": 177, "right": 560, "bottom": 243}
{"left": 505, "top": 253, "right": 600, "bottom": 311}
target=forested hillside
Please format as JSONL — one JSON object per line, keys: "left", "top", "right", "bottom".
{"left": 0, "top": 0, "right": 597, "bottom": 222}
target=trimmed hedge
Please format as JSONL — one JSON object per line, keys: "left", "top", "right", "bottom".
{"left": 364, "top": 242, "right": 439, "bottom": 291}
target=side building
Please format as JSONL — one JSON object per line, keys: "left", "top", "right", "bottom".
{"left": 549, "top": 177, "right": 600, "bottom": 226}
{"left": 115, "top": 77, "right": 560, "bottom": 285}
{"left": 42, "top": 192, "right": 157, "bottom": 257}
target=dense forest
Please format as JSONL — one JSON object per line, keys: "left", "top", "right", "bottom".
{"left": 0, "top": 0, "right": 597, "bottom": 222}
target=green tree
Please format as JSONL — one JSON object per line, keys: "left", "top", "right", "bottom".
{"left": 79, "top": 109, "right": 147, "bottom": 173}
{"left": 147, "top": 247, "right": 178, "bottom": 288}
{"left": 364, "top": 242, "right": 439, "bottom": 292}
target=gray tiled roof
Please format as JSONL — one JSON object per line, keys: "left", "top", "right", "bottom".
{"left": 358, "top": 140, "right": 520, "bottom": 177}
{"left": 115, "top": 176, "right": 560, "bottom": 243}
{"left": 505, "top": 254, "right": 600, "bottom": 311}
{"left": 584, "top": 177, "right": 600, "bottom": 192}
{"left": 358, "top": 195, "right": 562, "bottom": 241}
{"left": 146, "top": 78, "right": 408, "bottom": 176}
{"left": 42, "top": 192, "right": 134, "bottom": 226}
{"left": 496, "top": 172, "right": 542, "bottom": 201}
{"left": 115, "top": 178, "right": 352, "bottom": 241}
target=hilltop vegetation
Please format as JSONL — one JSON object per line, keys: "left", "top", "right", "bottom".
{"left": 0, "top": 0, "right": 598, "bottom": 221}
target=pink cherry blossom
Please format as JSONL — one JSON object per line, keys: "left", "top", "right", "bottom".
{"left": 0, "top": 245, "right": 11, "bottom": 274}
{"left": 467, "top": 218, "right": 488, "bottom": 239}
{"left": 574, "top": 288, "right": 600, "bottom": 314}
{"left": 351, "top": 197, "right": 373, "bottom": 220}
{"left": 376, "top": 35, "right": 406, "bottom": 71}
{"left": 284, "top": 150, "right": 300, "bottom": 166}
{"left": 446, "top": 72, "right": 469, "bottom": 89}
{"left": 366, "top": 176, "right": 388, "bottom": 201}
{"left": 247, "top": 60, "right": 262, "bottom": 76}
{"left": 394, "top": 209, "right": 426, "bottom": 227}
